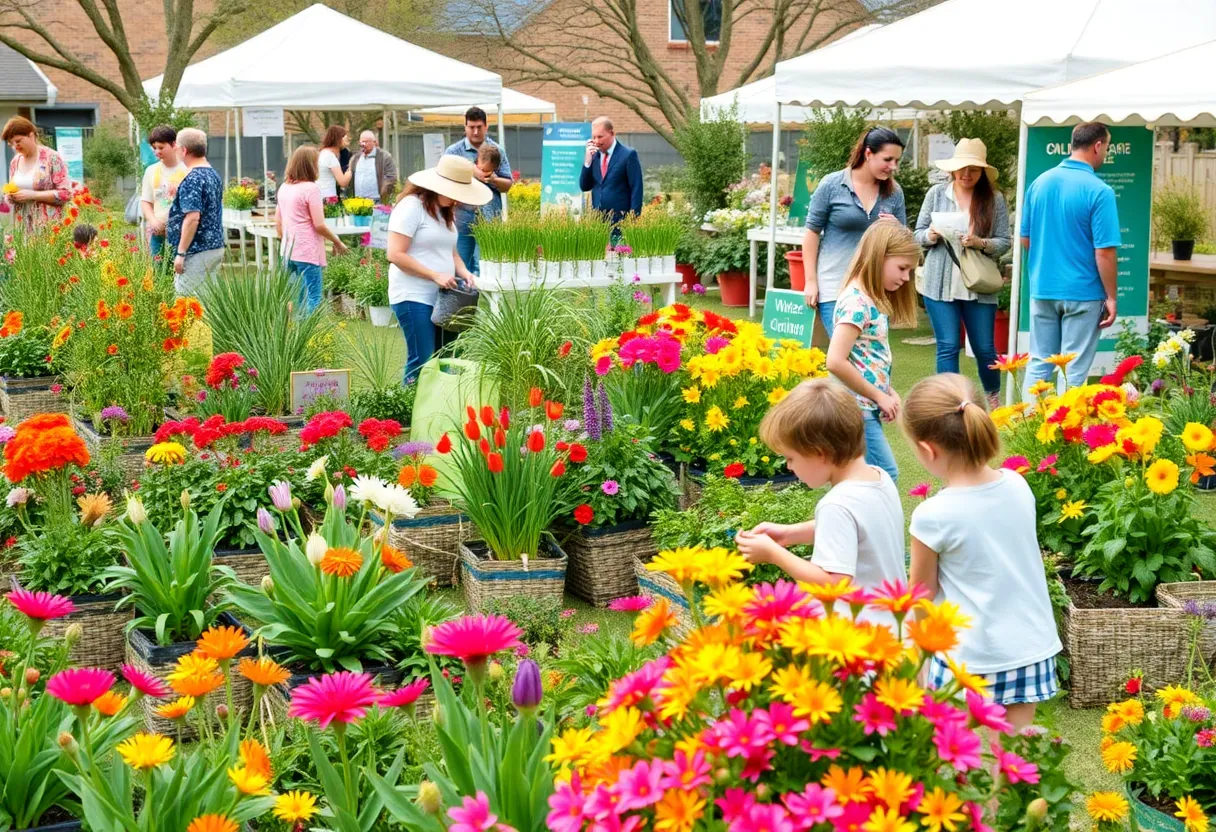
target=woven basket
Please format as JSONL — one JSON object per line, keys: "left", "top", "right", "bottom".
{"left": 1063, "top": 595, "right": 1190, "bottom": 708}
{"left": 73, "top": 415, "right": 157, "bottom": 479}
{"left": 633, "top": 556, "right": 694, "bottom": 634}
{"left": 125, "top": 611, "right": 255, "bottom": 736}
{"left": 460, "top": 535, "right": 567, "bottom": 612}
{"left": 370, "top": 502, "right": 467, "bottom": 587}
{"left": 678, "top": 463, "right": 799, "bottom": 510}
{"left": 1127, "top": 784, "right": 1184, "bottom": 832}
{"left": 264, "top": 661, "right": 403, "bottom": 726}
{"left": 1157, "top": 581, "right": 1216, "bottom": 664}
{"left": 214, "top": 546, "right": 269, "bottom": 588}
{"left": 0, "top": 376, "right": 63, "bottom": 422}
{"left": 42, "top": 591, "right": 130, "bottom": 672}
{"left": 563, "top": 520, "right": 654, "bottom": 606}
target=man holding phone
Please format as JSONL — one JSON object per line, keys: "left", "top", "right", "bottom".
{"left": 579, "top": 116, "right": 643, "bottom": 228}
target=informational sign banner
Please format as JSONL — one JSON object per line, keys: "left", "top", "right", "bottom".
{"left": 927, "top": 134, "right": 957, "bottom": 165}
{"left": 541, "top": 122, "right": 591, "bottom": 215}
{"left": 786, "top": 160, "right": 812, "bottom": 228}
{"left": 368, "top": 208, "right": 391, "bottom": 250}
{"left": 290, "top": 369, "right": 350, "bottom": 414}
{"left": 1017, "top": 126, "right": 1153, "bottom": 373}
{"left": 55, "top": 128, "right": 84, "bottom": 182}
{"left": 762, "top": 288, "right": 817, "bottom": 347}
{"left": 241, "top": 108, "right": 285, "bottom": 137}
{"left": 423, "top": 133, "right": 446, "bottom": 169}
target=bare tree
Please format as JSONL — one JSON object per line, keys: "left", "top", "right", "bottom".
{"left": 463, "top": 0, "right": 934, "bottom": 144}
{"left": 0, "top": 0, "right": 253, "bottom": 125}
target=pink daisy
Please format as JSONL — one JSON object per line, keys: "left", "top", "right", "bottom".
{"left": 606, "top": 596, "right": 652, "bottom": 612}
{"left": 741, "top": 802, "right": 795, "bottom": 832}
{"left": 1036, "top": 454, "right": 1059, "bottom": 474}
{"left": 46, "top": 667, "right": 114, "bottom": 706}
{"left": 425, "top": 615, "right": 522, "bottom": 666}
{"left": 600, "top": 656, "right": 670, "bottom": 714}
{"left": 448, "top": 792, "right": 506, "bottom": 832}
{"left": 716, "top": 788, "right": 757, "bottom": 826}
{"left": 966, "top": 801, "right": 994, "bottom": 832}
{"left": 740, "top": 746, "right": 776, "bottom": 782}
{"left": 1000, "top": 455, "right": 1031, "bottom": 474}
{"left": 781, "top": 784, "right": 843, "bottom": 829}
{"left": 853, "top": 692, "right": 897, "bottom": 736}
{"left": 709, "top": 708, "right": 774, "bottom": 759}
{"left": 288, "top": 671, "right": 379, "bottom": 729}
{"left": 756, "top": 702, "right": 809, "bottom": 747}
{"left": 833, "top": 801, "right": 872, "bottom": 832}
{"left": 1083, "top": 424, "right": 1118, "bottom": 450}
{"left": 994, "top": 747, "right": 1040, "bottom": 784}
{"left": 933, "top": 720, "right": 984, "bottom": 772}
{"left": 744, "top": 581, "right": 816, "bottom": 633}
{"left": 907, "top": 482, "right": 932, "bottom": 499}
{"left": 547, "top": 775, "right": 588, "bottom": 832}
{"left": 6, "top": 588, "right": 74, "bottom": 621}
{"left": 379, "top": 677, "right": 430, "bottom": 708}
{"left": 966, "top": 690, "right": 1014, "bottom": 734}
{"left": 121, "top": 664, "right": 171, "bottom": 698}
{"left": 660, "top": 749, "right": 711, "bottom": 791}
{"left": 612, "top": 760, "right": 664, "bottom": 812}
{"left": 920, "top": 694, "right": 968, "bottom": 730}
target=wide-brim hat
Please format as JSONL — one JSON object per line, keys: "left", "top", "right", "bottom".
{"left": 934, "top": 138, "right": 999, "bottom": 183}
{"left": 407, "top": 155, "right": 492, "bottom": 206}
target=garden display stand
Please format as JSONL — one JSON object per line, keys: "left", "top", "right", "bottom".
{"left": 370, "top": 503, "right": 468, "bottom": 588}
{"left": 0, "top": 375, "right": 63, "bottom": 422}
{"left": 475, "top": 263, "right": 683, "bottom": 311}
{"left": 563, "top": 519, "right": 656, "bottom": 606}
{"left": 459, "top": 534, "right": 567, "bottom": 611}
{"left": 73, "top": 415, "right": 158, "bottom": 478}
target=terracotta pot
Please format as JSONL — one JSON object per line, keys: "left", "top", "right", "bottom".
{"left": 993, "top": 309, "right": 1010, "bottom": 353}
{"left": 785, "top": 250, "right": 805, "bottom": 291}
{"left": 675, "top": 263, "right": 699, "bottom": 289}
{"left": 717, "top": 271, "right": 749, "bottom": 307}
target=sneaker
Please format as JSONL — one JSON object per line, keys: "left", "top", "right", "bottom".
{"left": 987, "top": 391, "right": 1001, "bottom": 410}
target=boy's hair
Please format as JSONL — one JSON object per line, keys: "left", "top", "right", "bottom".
{"left": 73, "top": 223, "right": 98, "bottom": 247}
{"left": 759, "top": 378, "right": 865, "bottom": 466}
{"left": 842, "top": 220, "right": 919, "bottom": 327}
{"left": 477, "top": 144, "right": 501, "bottom": 169}
{"left": 148, "top": 125, "right": 176, "bottom": 146}
{"left": 901, "top": 373, "right": 1000, "bottom": 469}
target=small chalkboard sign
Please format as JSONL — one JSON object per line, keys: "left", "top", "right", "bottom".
{"left": 762, "top": 289, "right": 817, "bottom": 348}
{"left": 290, "top": 369, "right": 351, "bottom": 414}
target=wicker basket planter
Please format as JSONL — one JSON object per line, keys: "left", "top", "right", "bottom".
{"left": 125, "top": 611, "right": 255, "bottom": 736}
{"left": 43, "top": 590, "right": 130, "bottom": 672}
{"left": 1157, "top": 581, "right": 1216, "bottom": 665}
{"left": 370, "top": 502, "right": 467, "bottom": 587}
{"left": 633, "top": 556, "right": 693, "bottom": 634}
{"left": 73, "top": 415, "right": 158, "bottom": 479}
{"left": 263, "top": 660, "right": 402, "bottom": 726}
{"left": 460, "top": 534, "right": 567, "bottom": 612}
{"left": 214, "top": 546, "right": 269, "bottom": 588}
{"left": 1127, "top": 784, "right": 1184, "bottom": 832}
{"left": 0, "top": 375, "right": 63, "bottom": 422}
{"left": 563, "top": 520, "right": 655, "bottom": 606}
{"left": 677, "top": 463, "right": 799, "bottom": 509}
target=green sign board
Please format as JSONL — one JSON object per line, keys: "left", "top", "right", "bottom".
{"left": 54, "top": 127, "right": 84, "bottom": 183}
{"left": 763, "top": 288, "right": 817, "bottom": 347}
{"left": 541, "top": 122, "right": 591, "bottom": 215}
{"left": 786, "top": 159, "right": 813, "bottom": 227}
{"left": 1017, "top": 126, "right": 1153, "bottom": 373}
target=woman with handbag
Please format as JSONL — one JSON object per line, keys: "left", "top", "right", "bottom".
{"left": 914, "top": 138, "right": 1011, "bottom": 407}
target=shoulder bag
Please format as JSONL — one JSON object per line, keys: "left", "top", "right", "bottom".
{"left": 941, "top": 236, "right": 1003, "bottom": 295}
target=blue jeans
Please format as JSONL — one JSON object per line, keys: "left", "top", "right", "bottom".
{"left": 456, "top": 232, "right": 479, "bottom": 276}
{"left": 149, "top": 234, "right": 166, "bottom": 257}
{"left": 922, "top": 297, "right": 1000, "bottom": 394}
{"left": 1024, "top": 299, "right": 1105, "bottom": 395}
{"left": 393, "top": 300, "right": 445, "bottom": 383}
{"left": 863, "top": 409, "right": 899, "bottom": 484}
{"left": 288, "top": 260, "right": 323, "bottom": 314}
{"left": 818, "top": 300, "right": 837, "bottom": 338}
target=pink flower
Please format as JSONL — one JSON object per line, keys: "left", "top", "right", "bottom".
{"left": 854, "top": 693, "right": 897, "bottom": 736}
{"left": 548, "top": 775, "right": 588, "bottom": 832}
{"left": 1036, "top": 454, "right": 1059, "bottom": 474}
{"left": 448, "top": 792, "right": 509, "bottom": 832}
{"left": 933, "top": 720, "right": 984, "bottom": 772}
{"left": 757, "top": 702, "right": 809, "bottom": 746}
{"left": 601, "top": 480, "right": 620, "bottom": 496}
{"left": 966, "top": 690, "right": 1013, "bottom": 734}
{"left": 121, "top": 664, "right": 171, "bottom": 698}
{"left": 46, "top": 667, "right": 114, "bottom": 706}
{"left": 379, "top": 677, "right": 430, "bottom": 708}
{"left": 600, "top": 656, "right": 670, "bottom": 714}
{"left": 920, "top": 694, "right": 968, "bottom": 730}
{"left": 908, "top": 482, "right": 932, "bottom": 499}
{"left": 606, "top": 596, "right": 651, "bottom": 612}
{"left": 716, "top": 788, "right": 757, "bottom": 825}
{"left": 6, "top": 588, "right": 74, "bottom": 621}
{"left": 705, "top": 335, "right": 730, "bottom": 354}
{"left": 1000, "top": 455, "right": 1031, "bottom": 474}
{"left": 744, "top": 580, "right": 815, "bottom": 631}
{"left": 782, "top": 784, "right": 843, "bottom": 830}
{"left": 576, "top": 622, "right": 599, "bottom": 635}
{"left": 514, "top": 643, "right": 531, "bottom": 658}
{"left": 661, "top": 749, "right": 711, "bottom": 791}
{"left": 741, "top": 802, "right": 795, "bottom": 832}
{"left": 560, "top": 609, "right": 577, "bottom": 619}
{"left": 692, "top": 283, "right": 706, "bottom": 295}
{"left": 966, "top": 801, "right": 994, "bottom": 832}
{"left": 612, "top": 760, "right": 664, "bottom": 812}
{"left": 594, "top": 356, "right": 612, "bottom": 376}
{"left": 425, "top": 615, "right": 522, "bottom": 666}
{"left": 1083, "top": 423, "right": 1118, "bottom": 450}
{"left": 288, "top": 671, "right": 380, "bottom": 729}
{"left": 1197, "top": 729, "right": 1216, "bottom": 748}
{"left": 833, "top": 802, "right": 872, "bottom": 832}
{"left": 994, "top": 747, "right": 1040, "bottom": 784}
{"left": 710, "top": 708, "right": 774, "bottom": 759}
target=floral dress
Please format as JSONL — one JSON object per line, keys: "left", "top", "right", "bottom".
{"left": 833, "top": 284, "right": 892, "bottom": 410}
{"left": 7, "top": 146, "right": 72, "bottom": 232}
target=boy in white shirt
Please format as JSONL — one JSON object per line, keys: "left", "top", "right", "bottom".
{"left": 736, "top": 378, "right": 907, "bottom": 623}
{"left": 140, "top": 125, "right": 188, "bottom": 258}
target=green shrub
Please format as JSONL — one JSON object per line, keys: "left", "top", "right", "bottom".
{"left": 1154, "top": 179, "right": 1209, "bottom": 243}
{"left": 482, "top": 595, "right": 574, "bottom": 650}
{"left": 675, "top": 102, "right": 748, "bottom": 216}
{"left": 897, "top": 165, "right": 931, "bottom": 229}
{"left": 927, "top": 110, "right": 1019, "bottom": 192}
{"left": 799, "top": 106, "right": 870, "bottom": 184}
{"left": 82, "top": 126, "right": 136, "bottom": 199}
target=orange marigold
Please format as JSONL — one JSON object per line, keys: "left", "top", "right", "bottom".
{"left": 238, "top": 656, "right": 290, "bottom": 687}
{"left": 380, "top": 545, "right": 413, "bottom": 574}
{"left": 116, "top": 302, "right": 134, "bottom": 320}
{"left": 398, "top": 466, "right": 417, "bottom": 488}
{"left": 239, "top": 738, "right": 272, "bottom": 778}
{"left": 93, "top": 690, "right": 128, "bottom": 716}
{"left": 194, "top": 626, "right": 249, "bottom": 661}
{"left": 320, "top": 547, "right": 363, "bottom": 578}
{"left": 418, "top": 464, "right": 438, "bottom": 487}
{"left": 2, "top": 415, "right": 90, "bottom": 483}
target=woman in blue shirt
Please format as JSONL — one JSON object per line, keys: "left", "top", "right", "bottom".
{"left": 801, "top": 127, "right": 906, "bottom": 335}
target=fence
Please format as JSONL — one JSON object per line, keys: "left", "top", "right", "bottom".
{"left": 1154, "top": 142, "right": 1216, "bottom": 241}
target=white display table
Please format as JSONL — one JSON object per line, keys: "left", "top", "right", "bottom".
{"left": 475, "top": 271, "right": 683, "bottom": 311}
{"left": 245, "top": 221, "right": 364, "bottom": 272}
{"left": 747, "top": 225, "right": 806, "bottom": 318}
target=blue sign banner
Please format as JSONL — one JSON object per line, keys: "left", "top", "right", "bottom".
{"left": 541, "top": 122, "right": 591, "bottom": 215}
{"left": 55, "top": 128, "right": 84, "bottom": 183}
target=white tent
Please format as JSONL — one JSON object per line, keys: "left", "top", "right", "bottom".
{"left": 418, "top": 88, "right": 556, "bottom": 118}
{"left": 699, "top": 75, "right": 919, "bottom": 124}
{"left": 1022, "top": 39, "right": 1216, "bottom": 128}
{"left": 142, "top": 4, "right": 502, "bottom": 109}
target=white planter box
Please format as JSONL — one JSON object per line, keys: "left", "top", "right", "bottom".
{"left": 480, "top": 260, "right": 500, "bottom": 283}
{"left": 223, "top": 207, "right": 252, "bottom": 224}
{"left": 324, "top": 217, "right": 345, "bottom": 231}
{"left": 622, "top": 257, "right": 641, "bottom": 279}
{"left": 662, "top": 254, "right": 677, "bottom": 274}
{"left": 368, "top": 306, "right": 395, "bottom": 327}
{"left": 592, "top": 260, "right": 608, "bottom": 281}
{"left": 575, "top": 260, "right": 593, "bottom": 281}
{"left": 558, "top": 260, "right": 575, "bottom": 282}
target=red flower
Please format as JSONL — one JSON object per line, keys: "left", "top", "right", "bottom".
{"left": 568, "top": 444, "right": 588, "bottom": 463}
{"left": 436, "top": 433, "right": 452, "bottom": 454}
{"left": 205, "top": 352, "right": 246, "bottom": 389}
{"left": 545, "top": 401, "right": 564, "bottom": 421}
{"left": 240, "top": 417, "right": 287, "bottom": 435}
{"left": 106, "top": 344, "right": 118, "bottom": 355}
{"left": 558, "top": 341, "right": 572, "bottom": 358}
{"left": 98, "top": 239, "right": 109, "bottom": 248}
{"left": 573, "top": 504, "right": 594, "bottom": 525}
{"left": 487, "top": 452, "right": 504, "bottom": 473}
{"left": 637, "top": 312, "right": 660, "bottom": 327}
{"left": 464, "top": 421, "right": 481, "bottom": 441}
{"left": 1125, "top": 675, "right": 1142, "bottom": 695}
{"left": 499, "top": 407, "right": 510, "bottom": 430}
{"left": 556, "top": 441, "right": 569, "bottom": 452}
{"left": 723, "top": 462, "right": 746, "bottom": 478}
{"left": 527, "top": 429, "right": 545, "bottom": 453}
{"left": 529, "top": 387, "right": 543, "bottom": 408}
{"left": 466, "top": 405, "right": 477, "bottom": 422}
{"left": 494, "top": 428, "right": 506, "bottom": 448}
{"left": 480, "top": 405, "right": 496, "bottom": 427}
{"left": 478, "top": 438, "right": 491, "bottom": 456}
{"left": 216, "top": 483, "right": 228, "bottom": 492}
{"left": 550, "top": 459, "right": 566, "bottom": 478}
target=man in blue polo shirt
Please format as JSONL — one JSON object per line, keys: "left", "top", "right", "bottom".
{"left": 1020, "top": 121, "right": 1121, "bottom": 394}
{"left": 445, "top": 107, "right": 513, "bottom": 275}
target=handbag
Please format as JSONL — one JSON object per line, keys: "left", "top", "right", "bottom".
{"left": 941, "top": 237, "right": 1003, "bottom": 295}
{"left": 431, "top": 279, "right": 479, "bottom": 332}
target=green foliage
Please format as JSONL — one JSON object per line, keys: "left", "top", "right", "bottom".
{"left": 619, "top": 210, "right": 684, "bottom": 257}
{"left": 1154, "top": 179, "right": 1209, "bottom": 243}
{"left": 798, "top": 106, "right": 870, "bottom": 183}
{"left": 325, "top": 251, "right": 364, "bottom": 296}
{"left": 349, "top": 262, "right": 391, "bottom": 306}
{"left": 674, "top": 102, "right": 748, "bottom": 215}
{"left": 897, "top": 165, "right": 931, "bottom": 230}
{"left": 82, "top": 125, "right": 136, "bottom": 200}
{"left": 348, "top": 385, "right": 416, "bottom": 425}
{"left": 550, "top": 631, "right": 662, "bottom": 721}
{"left": 482, "top": 595, "right": 574, "bottom": 650}
{"left": 17, "top": 521, "right": 120, "bottom": 597}
{"left": 994, "top": 727, "right": 1078, "bottom": 831}
{"left": 0, "top": 326, "right": 54, "bottom": 378}
{"left": 691, "top": 228, "right": 750, "bottom": 277}
{"left": 132, "top": 98, "right": 196, "bottom": 135}
{"left": 391, "top": 592, "right": 463, "bottom": 682}
{"left": 928, "top": 110, "right": 1020, "bottom": 192}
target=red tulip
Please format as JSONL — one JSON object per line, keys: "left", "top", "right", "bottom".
{"left": 558, "top": 341, "right": 572, "bottom": 358}
{"left": 545, "top": 401, "right": 564, "bottom": 421}
{"left": 494, "top": 428, "right": 506, "bottom": 448}
{"left": 464, "top": 421, "right": 481, "bottom": 442}
{"left": 527, "top": 429, "right": 545, "bottom": 453}
{"left": 499, "top": 407, "right": 510, "bottom": 430}
{"left": 436, "top": 433, "right": 452, "bottom": 454}
{"left": 480, "top": 405, "right": 496, "bottom": 427}
{"left": 466, "top": 405, "right": 477, "bottom": 422}
{"left": 550, "top": 459, "right": 566, "bottom": 477}
{"left": 479, "top": 438, "right": 491, "bottom": 456}
{"left": 568, "top": 444, "right": 588, "bottom": 463}
{"left": 487, "top": 452, "right": 504, "bottom": 473}
{"left": 529, "top": 387, "right": 543, "bottom": 408}
{"left": 556, "top": 441, "right": 569, "bottom": 452}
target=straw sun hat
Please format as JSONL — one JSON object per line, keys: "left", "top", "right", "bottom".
{"left": 406, "top": 155, "right": 493, "bottom": 205}
{"left": 934, "top": 138, "right": 999, "bottom": 183}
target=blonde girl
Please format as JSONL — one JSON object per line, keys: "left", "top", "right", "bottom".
{"left": 902, "top": 373, "right": 1062, "bottom": 727}
{"left": 825, "top": 219, "right": 919, "bottom": 483}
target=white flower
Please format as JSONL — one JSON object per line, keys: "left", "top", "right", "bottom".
{"left": 305, "top": 533, "right": 327, "bottom": 566}
{"left": 1122, "top": 382, "right": 1141, "bottom": 405}
{"left": 375, "top": 483, "right": 419, "bottom": 520}
{"left": 349, "top": 475, "right": 387, "bottom": 507}
{"left": 306, "top": 455, "right": 329, "bottom": 483}
{"left": 125, "top": 495, "right": 147, "bottom": 524}
{"left": 1180, "top": 328, "right": 1196, "bottom": 343}
{"left": 5, "top": 487, "right": 29, "bottom": 508}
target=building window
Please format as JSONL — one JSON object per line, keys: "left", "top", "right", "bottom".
{"left": 670, "top": 0, "right": 722, "bottom": 43}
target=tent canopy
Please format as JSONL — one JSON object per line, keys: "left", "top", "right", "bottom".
{"left": 700, "top": 74, "right": 919, "bottom": 124}
{"left": 417, "top": 87, "right": 555, "bottom": 117}
{"left": 143, "top": 4, "right": 502, "bottom": 110}
{"left": 775, "top": 0, "right": 1216, "bottom": 109}
{"left": 1022, "top": 39, "right": 1216, "bottom": 127}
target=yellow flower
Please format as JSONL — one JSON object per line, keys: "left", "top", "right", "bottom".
{"left": 117, "top": 732, "right": 175, "bottom": 770}
{"left": 873, "top": 676, "right": 923, "bottom": 714}
{"left": 705, "top": 406, "right": 729, "bottom": 432}
{"left": 907, "top": 601, "right": 970, "bottom": 654}
{"left": 1036, "top": 421, "right": 1059, "bottom": 444}
{"left": 989, "top": 405, "right": 1021, "bottom": 429}
{"left": 789, "top": 680, "right": 843, "bottom": 724}
{"left": 52, "top": 325, "right": 72, "bottom": 349}
{"left": 1113, "top": 698, "right": 1145, "bottom": 726}
{"left": 1182, "top": 422, "right": 1216, "bottom": 453}
{"left": 155, "top": 696, "right": 196, "bottom": 720}
{"left": 730, "top": 651, "right": 773, "bottom": 691}
{"left": 1177, "top": 796, "right": 1209, "bottom": 832}
{"left": 1101, "top": 740, "right": 1137, "bottom": 773}
{"left": 679, "top": 418, "right": 695, "bottom": 431}
{"left": 631, "top": 597, "right": 679, "bottom": 647}
{"left": 862, "top": 806, "right": 917, "bottom": 832}
{"left": 546, "top": 726, "right": 596, "bottom": 768}
{"left": 943, "top": 656, "right": 989, "bottom": 695}
{"left": 1, "top": 183, "right": 17, "bottom": 195}
{"left": 1045, "top": 352, "right": 1077, "bottom": 370}
{"left": 1088, "top": 444, "right": 1118, "bottom": 464}
{"left": 145, "top": 442, "right": 187, "bottom": 465}
{"left": 1059, "top": 500, "right": 1087, "bottom": 522}
{"left": 686, "top": 642, "right": 741, "bottom": 687}
{"left": 228, "top": 765, "right": 271, "bottom": 795}
{"left": 646, "top": 547, "right": 703, "bottom": 585}
{"left": 920, "top": 787, "right": 967, "bottom": 832}
{"left": 1145, "top": 459, "right": 1180, "bottom": 495}
{"left": 703, "top": 583, "right": 754, "bottom": 621}
{"left": 1156, "top": 685, "right": 1201, "bottom": 710}
{"left": 780, "top": 616, "right": 872, "bottom": 666}
{"left": 1086, "top": 792, "right": 1129, "bottom": 823}
{"left": 1029, "top": 380, "right": 1055, "bottom": 398}
{"left": 732, "top": 396, "right": 749, "bottom": 409}
{"left": 1055, "top": 488, "right": 1068, "bottom": 500}
{"left": 768, "top": 387, "right": 789, "bottom": 405}
{"left": 653, "top": 788, "right": 705, "bottom": 832}
{"left": 273, "top": 791, "right": 320, "bottom": 823}
{"left": 801, "top": 578, "right": 855, "bottom": 603}
{"left": 1101, "top": 712, "right": 1126, "bottom": 735}
{"left": 693, "top": 546, "right": 752, "bottom": 588}
{"left": 866, "top": 767, "right": 915, "bottom": 810}
{"left": 591, "top": 338, "right": 617, "bottom": 360}
{"left": 681, "top": 386, "right": 701, "bottom": 404}
{"left": 769, "top": 664, "right": 813, "bottom": 702}
{"left": 599, "top": 706, "right": 645, "bottom": 755}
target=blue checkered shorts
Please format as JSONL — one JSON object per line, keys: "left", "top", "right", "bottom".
{"left": 927, "top": 656, "right": 1059, "bottom": 706}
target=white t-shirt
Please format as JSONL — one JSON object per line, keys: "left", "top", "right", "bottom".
{"left": 909, "top": 469, "right": 1063, "bottom": 674}
{"left": 387, "top": 195, "right": 457, "bottom": 306}
{"left": 811, "top": 468, "right": 907, "bottom": 627}
{"left": 140, "top": 161, "right": 188, "bottom": 224}
{"left": 317, "top": 149, "right": 341, "bottom": 199}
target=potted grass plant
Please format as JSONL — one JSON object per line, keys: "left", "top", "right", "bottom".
{"left": 1155, "top": 179, "right": 1209, "bottom": 261}
{"left": 351, "top": 259, "right": 394, "bottom": 326}
{"left": 472, "top": 214, "right": 540, "bottom": 285}
{"left": 621, "top": 209, "right": 683, "bottom": 276}
{"left": 435, "top": 389, "right": 582, "bottom": 609}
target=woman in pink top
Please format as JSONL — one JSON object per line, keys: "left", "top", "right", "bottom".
{"left": 275, "top": 146, "right": 348, "bottom": 312}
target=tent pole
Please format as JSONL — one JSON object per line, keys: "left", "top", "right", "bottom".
{"left": 261, "top": 134, "right": 269, "bottom": 206}
{"left": 224, "top": 110, "right": 230, "bottom": 185}
{"left": 497, "top": 103, "right": 508, "bottom": 221}
{"left": 382, "top": 109, "right": 389, "bottom": 154}
{"left": 235, "top": 108, "right": 243, "bottom": 182}
{"left": 763, "top": 102, "right": 781, "bottom": 320}
{"left": 1006, "top": 117, "right": 1030, "bottom": 405}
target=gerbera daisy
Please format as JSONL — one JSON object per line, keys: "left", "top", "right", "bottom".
{"left": 194, "top": 625, "right": 249, "bottom": 661}
{"left": 239, "top": 738, "right": 272, "bottom": 778}
{"left": 320, "top": 546, "right": 363, "bottom": 577}
{"left": 145, "top": 441, "right": 187, "bottom": 465}
{"left": 228, "top": 765, "right": 271, "bottom": 795}
{"left": 1177, "top": 796, "right": 1209, "bottom": 832}
{"left": 6, "top": 588, "right": 74, "bottom": 623}
{"left": 1045, "top": 353, "right": 1077, "bottom": 370}
{"left": 93, "top": 690, "right": 128, "bottom": 716}
{"left": 46, "top": 667, "right": 114, "bottom": 706}
{"left": 1146, "top": 459, "right": 1180, "bottom": 495}
{"left": 288, "top": 671, "right": 380, "bottom": 728}
{"left": 273, "top": 791, "right": 319, "bottom": 823}
{"left": 238, "top": 656, "right": 290, "bottom": 688}
{"left": 186, "top": 816, "right": 238, "bottom": 832}
{"left": 155, "top": 696, "right": 196, "bottom": 720}
{"left": 425, "top": 614, "right": 522, "bottom": 666}
{"left": 1086, "top": 791, "right": 1128, "bottom": 824}
{"left": 379, "top": 677, "right": 430, "bottom": 708}
{"left": 116, "top": 732, "right": 175, "bottom": 769}
{"left": 380, "top": 544, "right": 413, "bottom": 574}
{"left": 631, "top": 597, "right": 679, "bottom": 647}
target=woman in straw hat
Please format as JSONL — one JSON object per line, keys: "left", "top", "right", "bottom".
{"left": 914, "top": 138, "right": 1011, "bottom": 407}
{"left": 386, "top": 155, "right": 491, "bottom": 382}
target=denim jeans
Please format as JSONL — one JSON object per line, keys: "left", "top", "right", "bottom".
{"left": 922, "top": 297, "right": 1000, "bottom": 394}
{"left": 456, "top": 232, "right": 479, "bottom": 276}
{"left": 288, "top": 260, "right": 323, "bottom": 314}
{"left": 1024, "top": 299, "right": 1105, "bottom": 395}
{"left": 393, "top": 300, "right": 455, "bottom": 383}
{"left": 863, "top": 408, "right": 899, "bottom": 484}
{"left": 149, "top": 234, "right": 166, "bottom": 257}
{"left": 818, "top": 300, "right": 837, "bottom": 338}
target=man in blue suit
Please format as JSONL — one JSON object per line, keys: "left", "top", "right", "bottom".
{"left": 579, "top": 117, "right": 643, "bottom": 227}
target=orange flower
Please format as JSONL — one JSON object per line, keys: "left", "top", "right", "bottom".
{"left": 631, "top": 597, "right": 679, "bottom": 646}
{"left": 186, "top": 816, "right": 237, "bottom": 832}
{"left": 107, "top": 344, "right": 118, "bottom": 355}
{"left": 398, "top": 466, "right": 417, "bottom": 488}
{"left": 170, "top": 671, "right": 224, "bottom": 698}
{"left": 2, "top": 415, "right": 91, "bottom": 483}
{"left": 155, "top": 696, "right": 196, "bottom": 720}
{"left": 320, "top": 547, "right": 363, "bottom": 577}
{"left": 93, "top": 690, "right": 128, "bottom": 716}
{"left": 115, "top": 302, "right": 134, "bottom": 320}
{"left": 238, "top": 656, "right": 290, "bottom": 687}
{"left": 380, "top": 545, "right": 413, "bottom": 574}
{"left": 239, "top": 738, "right": 272, "bottom": 778}
{"left": 96, "top": 300, "right": 110, "bottom": 320}
{"left": 417, "top": 464, "right": 438, "bottom": 487}
{"left": 195, "top": 626, "right": 249, "bottom": 661}
{"left": 1, "top": 311, "right": 22, "bottom": 337}
{"left": 1189, "top": 453, "right": 1216, "bottom": 484}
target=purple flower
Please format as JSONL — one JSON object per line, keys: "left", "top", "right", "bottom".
{"left": 585, "top": 704, "right": 597, "bottom": 717}
{"left": 632, "top": 291, "right": 651, "bottom": 304}
{"left": 583, "top": 376, "right": 601, "bottom": 442}
{"left": 563, "top": 419, "right": 581, "bottom": 433}
{"left": 511, "top": 659, "right": 543, "bottom": 710}
{"left": 705, "top": 335, "right": 729, "bottom": 355}
{"left": 333, "top": 484, "right": 347, "bottom": 511}
{"left": 1150, "top": 378, "right": 1166, "bottom": 395}
{"left": 576, "top": 622, "right": 599, "bottom": 635}
{"left": 514, "top": 643, "right": 530, "bottom": 658}
{"left": 692, "top": 283, "right": 706, "bottom": 295}
{"left": 598, "top": 383, "right": 614, "bottom": 434}
{"left": 0, "top": 426, "right": 15, "bottom": 444}
{"left": 631, "top": 274, "right": 641, "bottom": 283}
{"left": 196, "top": 390, "right": 208, "bottom": 402}
{"left": 1182, "top": 705, "right": 1212, "bottom": 723}
{"left": 257, "top": 507, "right": 275, "bottom": 535}
{"left": 601, "top": 480, "right": 620, "bottom": 495}
{"left": 246, "top": 367, "right": 259, "bottom": 377}
{"left": 268, "top": 480, "right": 292, "bottom": 512}
{"left": 394, "top": 440, "right": 435, "bottom": 460}
{"left": 100, "top": 405, "right": 130, "bottom": 423}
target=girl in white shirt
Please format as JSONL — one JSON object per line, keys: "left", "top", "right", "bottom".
{"left": 902, "top": 373, "right": 1062, "bottom": 728}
